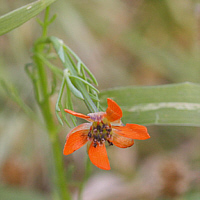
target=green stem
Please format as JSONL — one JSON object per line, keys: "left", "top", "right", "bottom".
{"left": 32, "top": 7, "right": 71, "bottom": 200}
{"left": 42, "top": 6, "right": 50, "bottom": 38}
{"left": 78, "top": 157, "right": 92, "bottom": 200}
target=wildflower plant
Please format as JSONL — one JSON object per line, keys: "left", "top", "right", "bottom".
{"left": 25, "top": 7, "right": 101, "bottom": 200}
{"left": 1, "top": 5, "right": 101, "bottom": 200}
{"left": 1, "top": 1, "right": 200, "bottom": 200}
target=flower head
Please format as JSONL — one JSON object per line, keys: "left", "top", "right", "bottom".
{"left": 63, "top": 98, "right": 150, "bottom": 170}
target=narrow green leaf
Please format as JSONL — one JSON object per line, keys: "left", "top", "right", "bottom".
{"left": 58, "top": 43, "right": 65, "bottom": 63}
{"left": 89, "top": 93, "right": 100, "bottom": 102}
{"left": 56, "top": 111, "right": 63, "bottom": 126}
{"left": 81, "top": 63, "right": 98, "bottom": 86}
{"left": 35, "top": 53, "right": 63, "bottom": 77}
{"left": 63, "top": 45, "right": 98, "bottom": 86}
{"left": 49, "top": 37, "right": 73, "bottom": 71}
{"left": 49, "top": 72, "right": 57, "bottom": 96}
{"left": 49, "top": 36, "right": 99, "bottom": 113}
{"left": 66, "top": 85, "right": 77, "bottom": 126}
{"left": 99, "top": 82, "right": 200, "bottom": 127}
{"left": 69, "top": 75, "right": 99, "bottom": 93}
{"left": 59, "top": 103, "right": 71, "bottom": 127}
{"left": 0, "top": 0, "right": 56, "bottom": 35}
{"left": 77, "top": 61, "right": 81, "bottom": 74}
{"left": 64, "top": 50, "right": 79, "bottom": 72}
{"left": 1, "top": 80, "right": 41, "bottom": 125}
{"left": 48, "top": 14, "right": 57, "bottom": 25}
{"left": 65, "top": 75, "right": 84, "bottom": 100}
{"left": 55, "top": 77, "right": 66, "bottom": 126}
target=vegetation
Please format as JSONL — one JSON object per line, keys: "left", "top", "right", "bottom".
{"left": 0, "top": 1, "right": 200, "bottom": 199}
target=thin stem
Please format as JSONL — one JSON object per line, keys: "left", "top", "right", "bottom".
{"left": 78, "top": 157, "right": 92, "bottom": 200}
{"left": 42, "top": 6, "right": 50, "bottom": 38}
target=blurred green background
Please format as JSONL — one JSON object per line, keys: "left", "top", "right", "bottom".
{"left": 0, "top": 0, "right": 200, "bottom": 200}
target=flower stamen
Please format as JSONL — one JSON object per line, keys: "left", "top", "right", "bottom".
{"left": 88, "top": 120, "right": 112, "bottom": 148}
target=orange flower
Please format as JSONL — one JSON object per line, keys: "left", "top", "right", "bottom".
{"left": 63, "top": 98, "right": 150, "bottom": 170}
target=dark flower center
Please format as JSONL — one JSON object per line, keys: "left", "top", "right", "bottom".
{"left": 87, "top": 119, "right": 113, "bottom": 148}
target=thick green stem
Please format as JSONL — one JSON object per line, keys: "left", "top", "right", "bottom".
{"left": 32, "top": 7, "right": 71, "bottom": 200}
{"left": 48, "top": 124, "right": 70, "bottom": 200}
{"left": 34, "top": 54, "right": 71, "bottom": 200}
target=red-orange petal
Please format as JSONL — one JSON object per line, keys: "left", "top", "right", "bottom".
{"left": 108, "top": 133, "right": 134, "bottom": 148}
{"left": 88, "top": 142, "right": 110, "bottom": 170}
{"left": 106, "top": 98, "right": 123, "bottom": 122}
{"left": 112, "top": 124, "right": 150, "bottom": 140}
{"left": 66, "top": 123, "right": 91, "bottom": 138}
{"left": 63, "top": 126, "right": 89, "bottom": 155}
{"left": 64, "top": 109, "right": 93, "bottom": 122}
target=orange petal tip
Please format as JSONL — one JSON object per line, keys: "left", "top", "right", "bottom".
{"left": 64, "top": 109, "right": 92, "bottom": 121}
{"left": 106, "top": 98, "right": 123, "bottom": 122}
{"left": 88, "top": 143, "right": 110, "bottom": 170}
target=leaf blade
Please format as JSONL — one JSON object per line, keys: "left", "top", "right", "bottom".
{"left": 99, "top": 82, "right": 200, "bottom": 127}
{"left": 0, "top": 0, "right": 56, "bottom": 35}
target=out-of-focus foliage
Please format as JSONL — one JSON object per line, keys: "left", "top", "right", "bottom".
{"left": 0, "top": 0, "right": 200, "bottom": 200}
{"left": 0, "top": 186, "right": 48, "bottom": 200}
